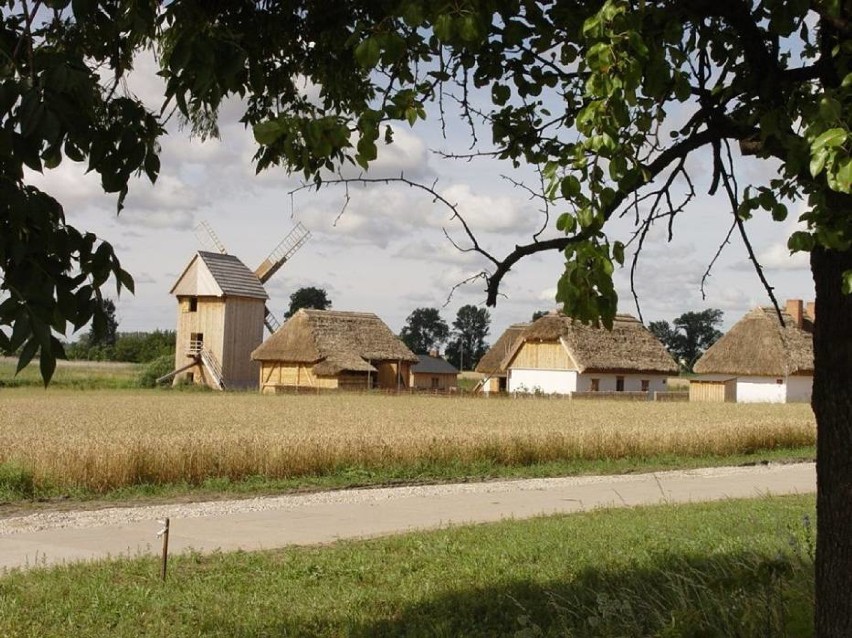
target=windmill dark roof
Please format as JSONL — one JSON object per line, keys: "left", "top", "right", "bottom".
{"left": 411, "top": 354, "right": 458, "bottom": 375}
{"left": 197, "top": 251, "right": 268, "bottom": 299}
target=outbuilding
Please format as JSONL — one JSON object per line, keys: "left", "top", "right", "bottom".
{"left": 251, "top": 309, "right": 418, "bottom": 393}
{"left": 409, "top": 353, "right": 459, "bottom": 391}
{"left": 690, "top": 299, "right": 814, "bottom": 403}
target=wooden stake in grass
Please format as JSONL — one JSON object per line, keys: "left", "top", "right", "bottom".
{"left": 157, "top": 518, "right": 170, "bottom": 581}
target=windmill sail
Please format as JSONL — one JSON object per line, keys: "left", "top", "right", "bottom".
{"left": 264, "top": 308, "right": 281, "bottom": 334}
{"left": 254, "top": 222, "right": 311, "bottom": 283}
{"left": 194, "top": 220, "right": 228, "bottom": 255}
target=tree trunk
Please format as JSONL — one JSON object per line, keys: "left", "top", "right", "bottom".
{"left": 811, "top": 245, "right": 852, "bottom": 637}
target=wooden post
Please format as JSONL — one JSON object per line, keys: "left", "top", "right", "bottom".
{"left": 158, "top": 518, "right": 170, "bottom": 581}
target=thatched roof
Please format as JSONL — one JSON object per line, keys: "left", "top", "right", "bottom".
{"left": 693, "top": 307, "right": 813, "bottom": 376}
{"left": 503, "top": 313, "right": 678, "bottom": 374}
{"left": 475, "top": 323, "right": 529, "bottom": 375}
{"left": 252, "top": 309, "right": 417, "bottom": 374}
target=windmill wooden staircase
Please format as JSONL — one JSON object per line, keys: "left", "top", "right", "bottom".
{"left": 199, "top": 348, "right": 226, "bottom": 390}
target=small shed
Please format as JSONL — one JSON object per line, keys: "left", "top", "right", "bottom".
{"left": 691, "top": 300, "right": 814, "bottom": 403}
{"left": 409, "top": 354, "right": 459, "bottom": 391}
{"left": 251, "top": 309, "right": 418, "bottom": 393}
{"left": 502, "top": 313, "right": 678, "bottom": 395}
{"left": 474, "top": 323, "right": 529, "bottom": 393}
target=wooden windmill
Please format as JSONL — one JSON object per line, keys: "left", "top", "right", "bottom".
{"left": 159, "top": 222, "right": 311, "bottom": 390}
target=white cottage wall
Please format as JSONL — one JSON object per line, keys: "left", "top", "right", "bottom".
{"left": 508, "top": 369, "right": 578, "bottom": 394}
{"left": 736, "top": 377, "right": 787, "bottom": 403}
{"left": 576, "top": 374, "right": 668, "bottom": 393}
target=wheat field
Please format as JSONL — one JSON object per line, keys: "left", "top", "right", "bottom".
{"left": 0, "top": 389, "right": 815, "bottom": 492}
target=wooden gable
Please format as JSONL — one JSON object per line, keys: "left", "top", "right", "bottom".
{"left": 506, "top": 339, "right": 576, "bottom": 370}
{"left": 170, "top": 255, "right": 224, "bottom": 297}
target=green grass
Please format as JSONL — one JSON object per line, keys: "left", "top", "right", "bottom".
{"left": 0, "top": 357, "right": 141, "bottom": 390}
{"left": 0, "top": 495, "right": 816, "bottom": 637}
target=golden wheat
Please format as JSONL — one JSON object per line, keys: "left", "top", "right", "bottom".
{"left": 0, "top": 389, "right": 815, "bottom": 492}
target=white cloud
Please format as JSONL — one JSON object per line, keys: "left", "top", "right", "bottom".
{"left": 758, "top": 243, "right": 810, "bottom": 270}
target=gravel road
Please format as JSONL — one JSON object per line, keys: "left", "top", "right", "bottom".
{"left": 0, "top": 462, "right": 816, "bottom": 571}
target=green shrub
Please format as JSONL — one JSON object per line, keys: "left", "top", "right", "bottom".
{"left": 137, "top": 354, "right": 175, "bottom": 388}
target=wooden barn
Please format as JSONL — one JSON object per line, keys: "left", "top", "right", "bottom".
{"left": 691, "top": 299, "right": 814, "bottom": 403}
{"left": 168, "top": 251, "right": 268, "bottom": 389}
{"left": 502, "top": 312, "right": 678, "bottom": 395}
{"left": 409, "top": 352, "right": 459, "bottom": 391}
{"left": 251, "top": 309, "right": 418, "bottom": 393}
{"left": 474, "top": 323, "right": 529, "bottom": 393}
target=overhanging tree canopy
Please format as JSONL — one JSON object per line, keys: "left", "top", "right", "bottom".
{"left": 0, "top": 1, "right": 850, "bottom": 633}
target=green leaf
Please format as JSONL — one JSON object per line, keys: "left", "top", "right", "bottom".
{"left": 836, "top": 158, "right": 852, "bottom": 194}
{"left": 434, "top": 14, "right": 454, "bottom": 41}
{"left": 560, "top": 175, "right": 581, "bottom": 199}
{"left": 253, "top": 120, "right": 285, "bottom": 146}
{"left": 16, "top": 338, "right": 39, "bottom": 375}
{"left": 354, "top": 38, "right": 381, "bottom": 69}
{"left": 843, "top": 270, "right": 852, "bottom": 295}
{"left": 811, "top": 128, "right": 847, "bottom": 151}
{"left": 39, "top": 345, "right": 57, "bottom": 387}
{"left": 788, "top": 231, "right": 815, "bottom": 252}
{"left": 810, "top": 146, "right": 829, "bottom": 177}
{"left": 117, "top": 269, "right": 135, "bottom": 295}
{"left": 492, "top": 84, "right": 510, "bottom": 106}
{"left": 459, "top": 15, "right": 481, "bottom": 42}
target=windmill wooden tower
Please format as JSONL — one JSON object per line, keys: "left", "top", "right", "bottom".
{"left": 159, "top": 222, "right": 311, "bottom": 390}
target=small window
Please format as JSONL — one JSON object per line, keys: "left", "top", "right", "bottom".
{"left": 189, "top": 297, "right": 198, "bottom": 312}
{"left": 641, "top": 379, "right": 650, "bottom": 392}
{"left": 616, "top": 376, "right": 625, "bottom": 392}
{"left": 776, "top": 378, "right": 783, "bottom": 384}
{"left": 590, "top": 378, "right": 600, "bottom": 392}
{"left": 186, "top": 372, "right": 194, "bottom": 383}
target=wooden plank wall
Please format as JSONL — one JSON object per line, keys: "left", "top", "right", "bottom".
{"left": 375, "top": 361, "right": 412, "bottom": 389}
{"left": 510, "top": 341, "right": 574, "bottom": 370}
{"left": 689, "top": 381, "right": 730, "bottom": 403}
{"left": 174, "top": 296, "right": 226, "bottom": 384}
{"left": 410, "top": 372, "right": 458, "bottom": 390}
{"left": 222, "top": 297, "right": 265, "bottom": 387}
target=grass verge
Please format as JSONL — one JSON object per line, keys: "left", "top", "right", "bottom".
{"left": 0, "top": 495, "right": 816, "bottom": 637}
{"left": 0, "top": 446, "right": 814, "bottom": 509}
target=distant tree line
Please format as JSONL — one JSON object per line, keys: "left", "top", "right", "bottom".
{"left": 63, "top": 297, "right": 175, "bottom": 363}
{"left": 66, "top": 330, "right": 176, "bottom": 363}
{"left": 399, "top": 304, "right": 490, "bottom": 371}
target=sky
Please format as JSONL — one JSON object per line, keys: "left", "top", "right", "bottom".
{"left": 27, "top": 54, "right": 815, "bottom": 347}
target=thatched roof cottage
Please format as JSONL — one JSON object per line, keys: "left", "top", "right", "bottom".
{"left": 691, "top": 299, "right": 814, "bottom": 403}
{"left": 251, "top": 309, "right": 418, "bottom": 393}
{"left": 501, "top": 312, "right": 678, "bottom": 395}
{"left": 474, "top": 323, "right": 529, "bottom": 393}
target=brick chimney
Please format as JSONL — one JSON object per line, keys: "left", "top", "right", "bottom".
{"left": 806, "top": 301, "right": 816, "bottom": 323}
{"left": 429, "top": 348, "right": 439, "bottom": 358}
{"left": 785, "top": 299, "right": 803, "bottom": 328}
